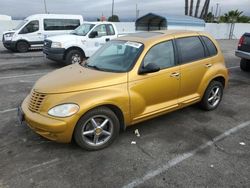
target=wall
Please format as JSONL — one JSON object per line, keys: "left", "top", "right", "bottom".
{"left": 0, "top": 20, "right": 22, "bottom": 40}
{"left": 204, "top": 23, "right": 250, "bottom": 39}
{"left": 1, "top": 20, "right": 250, "bottom": 41}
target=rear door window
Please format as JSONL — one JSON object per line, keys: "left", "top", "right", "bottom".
{"left": 176, "top": 36, "right": 205, "bottom": 64}
{"left": 106, "top": 24, "right": 115, "bottom": 35}
{"left": 44, "top": 19, "right": 80, "bottom": 31}
{"left": 201, "top": 36, "right": 217, "bottom": 56}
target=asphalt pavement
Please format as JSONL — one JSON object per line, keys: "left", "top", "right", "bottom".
{"left": 0, "top": 40, "right": 249, "bottom": 188}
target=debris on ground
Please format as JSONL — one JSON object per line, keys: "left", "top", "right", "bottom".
{"left": 134, "top": 129, "right": 140, "bottom": 137}
{"left": 239, "top": 142, "right": 246, "bottom": 146}
{"left": 131, "top": 141, "right": 136, "bottom": 145}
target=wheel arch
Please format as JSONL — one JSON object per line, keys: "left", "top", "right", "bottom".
{"left": 63, "top": 46, "right": 86, "bottom": 60}
{"left": 200, "top": 74, "right": 227, "bottom": 99}
{"left": 72, "top": 103, "right": 126, "bottom": 142}
{"left": 15, "top": 39, "right": 30, "bottom": 49}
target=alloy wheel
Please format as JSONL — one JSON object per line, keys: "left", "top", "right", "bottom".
{"left": 71, "top": 53, "right": 81, "bottom": 64}
{"left": 81, "top": 115, "right": 113, "bottom": 146}
{"left": 207, "top": 86, "right": 221, "bottom": 107}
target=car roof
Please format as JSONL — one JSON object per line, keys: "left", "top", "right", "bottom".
{"left": 117, "top": 30, "right": 208, "bottom": 44}
{"left": 25, "top": 14, "right": 83, "bottom": 20}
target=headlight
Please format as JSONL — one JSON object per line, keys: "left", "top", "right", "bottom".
{"left": 48, "top": 104, "right": 79, "bottom": 117}
{"left": 51, "top": 42, "right": 62, "bottom": 48}
{"left": 5, "top": 33, "right": 14, "bottom": 37}
{"left": 4, "top": 33, "right": 14, "bottom": 40}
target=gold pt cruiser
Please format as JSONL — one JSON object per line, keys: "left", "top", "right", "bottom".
{"left": 18, "top": 31, "right": 228, "bottom": 150}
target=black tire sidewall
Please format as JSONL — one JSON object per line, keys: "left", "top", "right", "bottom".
{"left": 200, "top": 81, "right": 224, "bottom": 111}
{"left": 74, "top": 107, "right": 120, "bottom": 151}
{"left": 16, "top": 41, "right": 29, "bottom": 53}
{"left": 240, "top": 59, "right": 250, "bottom": 72}
{"left": 65, "top": 50, "right": 84, "bottom": 65}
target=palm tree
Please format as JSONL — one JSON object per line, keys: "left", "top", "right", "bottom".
{"left": 195, "top": 0, "right": 201, "bottom": 17}
{"left": 189, "top": 0, "right": 194, "bottom": 16}
{"left": 200, "top": 0, "right": 210, "bottom": 19}
{"left": 185, "top": 0, "right": 189, "bottom": 15}
{"left": 220, "top": 10, "right": 243, "bottom": 23}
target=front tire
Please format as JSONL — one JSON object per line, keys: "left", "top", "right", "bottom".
{"left": 200, "top": 81, "right": 224, "bottom": 111}
{"left": 65, "top": 49, "right": 84, "bottom": 65}
{"left": 16, "top": 41, "right": 29, "bottom": 53}
{"left": 74, "top": 107, "right": 120, "bottom": 150}
{"left": 240, "top": 58, "right": 250, "bottom": 72}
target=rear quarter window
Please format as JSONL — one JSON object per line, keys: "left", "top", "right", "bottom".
{"left": 176, "top": 36, "right": 205, "bottom": 64}
{"left": 201, "top": 36, "right": 218, "bottom": 56}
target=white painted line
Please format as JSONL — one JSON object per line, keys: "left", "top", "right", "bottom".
{"left": 0, "top": 72, "right": 47, "bottom": 80}
{"left": 123, "top": 120, "right": 250, "bottom": 188}
{"left": 21, "top": 158, "right": 59, "bottom": 173}
{"left": 19, "top": 80, "right": 35, "bottom": 83}
{"left": 228, "top": 66, "right": 240, "bottom": 70}
{"left": 0, "top": 108, "right": 17, "bottom": 114}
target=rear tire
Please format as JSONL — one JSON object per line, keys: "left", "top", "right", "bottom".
{"left": 16, "top": 41, "right": 29, "bottom": 53}
{"left": 65, "top": 49, "right": 85, "bottom": 65}
{"left": 200, "top": 81, "right": 224, "bottom": 111}
{"left": 240, "top": 58, "right": 250, "bottom": 72}
{"left": 74, "top": 107, "right": 120, "bottom": 151}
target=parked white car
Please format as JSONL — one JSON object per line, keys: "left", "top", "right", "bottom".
{"left": 43, "top": 22, "right": 120, "bottom": 65}
{"left": 2, "top": 14, "right": 83, "bottom": 52}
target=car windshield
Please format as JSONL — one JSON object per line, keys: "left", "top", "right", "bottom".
{"left": 71, "top": 23, "right": 95, "bottom": 36}
{"left": 14, "top": 20, "right": 28, "bottom": 30}
{"left": 84, "top": 40, "right": 144, "bottom": 72}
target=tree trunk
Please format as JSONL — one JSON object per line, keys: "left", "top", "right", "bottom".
{"left": 185, "top": 0, "right": 189, "bottom": 15}
{"left": 200, "top": 0, "right": 208, "bottom": 18}
{"left": 204, "top": 0, "right": 210, "bottom": 19}
{"left": 189, "top": 0, "right": 194, "bottom": 16}
{"left": 195, "top": 0, "right": 201, "bottom": 17}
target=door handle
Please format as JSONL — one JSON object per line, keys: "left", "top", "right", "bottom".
{"left": 170, "top": 72, "right": 180, "bottom": 77}
{"left": 105, "top": 38, "right": 110, "bottom": 42}
{"left": 205, "top": 63, "right": 212, "bottom": 68}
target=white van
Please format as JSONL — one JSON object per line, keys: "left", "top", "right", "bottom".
{"left": 2, "top": 14, "right": 83, "bottom": 52}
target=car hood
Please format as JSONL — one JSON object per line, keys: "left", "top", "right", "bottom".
{"left": 46, "top": 34, "right": 84, "bottom": 43}
{"left": 3, "top": 30, "right": 16, "bottom": 35}
{"left": 33, "top": 64, "right": 127, "bottom": 94}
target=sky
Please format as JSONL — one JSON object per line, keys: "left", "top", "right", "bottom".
{"left": 0, "top": 0, "right": 250, "bottom": 20}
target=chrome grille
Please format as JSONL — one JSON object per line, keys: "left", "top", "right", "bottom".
{"left": 28, "top": 90, "right": 46, "bottom": 112}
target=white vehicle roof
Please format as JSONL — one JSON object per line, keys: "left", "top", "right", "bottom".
{"left": 83, "top": 21, "right": 114, "bottom": 25}
{"left": 25, "top": 14, "right": 83, "bottom": 20}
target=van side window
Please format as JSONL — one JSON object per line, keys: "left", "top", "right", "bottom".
{"left": 19, "top": 20, "right": 39, "bottom": 34}
{"left": 44, "top": 19, "right": 80, "bottom": 31}
{"left": 106, "top": 24, "right": 115, "bottom": 35}
{"left": 143, "top": 40, "right": 175, "bottom": 69}
{"left": 92, "top": 25, "right": 107, "bottom": 37}
{"left": 201, "top": 36, "right": 218, "bottom": 56}
{"left": 176, "top": 37, "right": 205, "bottom": 64}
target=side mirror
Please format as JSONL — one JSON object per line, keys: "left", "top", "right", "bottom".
{"left": 89, "top": 31, "right": 98, "bottom": 38}
{"left": 139, "top": 63, "right": 160, "bottom": 74}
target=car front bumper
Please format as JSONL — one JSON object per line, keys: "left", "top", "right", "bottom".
{"left": 235, "top": 50, "right": 250, "bottom": 60}
{"left": 43, "top": 47, "right": 65, "bottom": 62}
{"left": 2, "top": 40, "right": 16, "bottom": 50}
{"left": 19, "top": 96, "right": 76, "bottom": 143}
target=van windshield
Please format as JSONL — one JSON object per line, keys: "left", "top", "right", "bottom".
{"left": 84, "top": 40, "right": 144, "bottom": 73}
{"left": 71, "top": 23, "right": 95, "bottom": 36}
{"left": 15, "top": 20, "right": 28, "bottom": 30}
